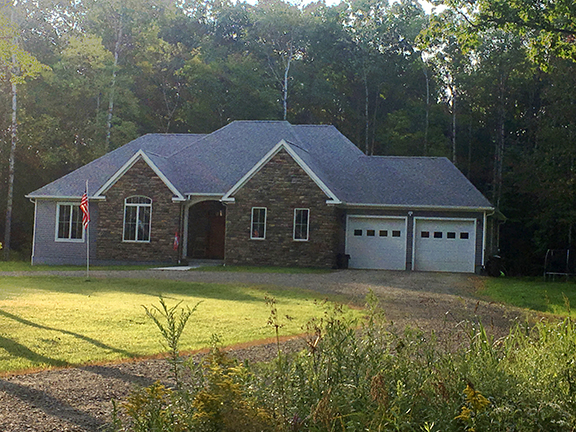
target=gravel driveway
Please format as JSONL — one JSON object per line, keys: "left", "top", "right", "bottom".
{"left": 0, "top": 269, "right": 519, "bottom": 431}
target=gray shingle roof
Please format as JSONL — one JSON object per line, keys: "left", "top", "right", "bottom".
{"left": 27, "top": 121, "right": 493, "bottom": 209}
{"left": 27, "top": 134, "right": 206, "bottom": 198}
{"left": 345, "top": 156, "right": 493, "bottom": 208}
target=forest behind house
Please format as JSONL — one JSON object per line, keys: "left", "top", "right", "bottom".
{"left": 0, "top": 0, "right": 575, "bottom": 274}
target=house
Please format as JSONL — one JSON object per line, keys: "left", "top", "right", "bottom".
{"left": 27, "top": 121, "right": 494, "bottom": 272}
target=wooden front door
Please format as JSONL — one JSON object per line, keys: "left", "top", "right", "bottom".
{"left": 187, "top": 201, "right": 226, "bottom": 259}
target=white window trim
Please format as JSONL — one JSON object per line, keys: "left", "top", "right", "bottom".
{"left": 293, "top": 208, "right": 310, "bottom": 241}
{"left": 55, "top": 202, "right": 85, "bottom": 242}
{"left": 123, "top": 196, "right": 153, "bottom": 243}
{"left": 250, "top": 207, "right": 267, "bottom": 240}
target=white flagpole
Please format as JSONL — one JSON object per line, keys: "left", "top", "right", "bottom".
{"left": 86, "top": 180, "right": 90, "bottom": 280}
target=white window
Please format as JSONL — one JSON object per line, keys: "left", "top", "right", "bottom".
{"left": 123, "top": 196, "right": 152, "bottom": 242}
{"left": 56, "top": 203, "right": 84, "bottom": 241}
{"left": 251, "top": 207, "right": 267, "bottom": 240}
{"left": 293, "top": 208, "right": 309, "bottom": 241}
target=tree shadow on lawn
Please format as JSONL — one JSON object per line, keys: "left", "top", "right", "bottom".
{"left": 9, "top": 276, "right": 330, "bottom": 304}
{"left": 80, "top": 364, "right": 160, "bottom": 388}
{"left": 0, "top": 335, "right": 69, "bottom": 369}
{"left": 0, "top": 379, "right": 107, "bottom": 431}
{"left": 0, "top": 309, "right": 137, "bottom": 359}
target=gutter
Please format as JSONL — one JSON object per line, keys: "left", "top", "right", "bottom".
{"left": 25, "top": 195, "right": 106, "bottom": 200}
{"left": 341, "top": 202, "right": 495, "bottom": 212}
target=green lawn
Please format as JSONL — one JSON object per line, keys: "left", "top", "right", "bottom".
{"left": 0, "top": 262, "right": 157, "bottom": 272}
{"left": 0, "top": 261, "right": 331, "bottom": 273}
{"left": 479, "top": 277, "right": 576, "bottom": 317}
{"left": 0, "top": 276, "right": 361, "bottom": 375}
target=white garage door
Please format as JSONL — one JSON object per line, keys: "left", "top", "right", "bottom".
{"left": 346, "top": 217, "right": 407, "bottom": 270}
{"left": 413, "top": 219, "right": 476, "bottom": 273}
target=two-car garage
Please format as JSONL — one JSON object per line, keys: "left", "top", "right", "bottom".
{"left": 346, "top": 215, "right": 478, "bottom": 273}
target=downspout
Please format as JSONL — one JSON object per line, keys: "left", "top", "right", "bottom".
{"left": 482, "top": 211, "right": 488, "bottom": 266}
{"left": 30, "top": 198, "right": 37, "bottom": 265}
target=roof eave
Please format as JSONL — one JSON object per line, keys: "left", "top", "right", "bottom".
{"left": 342, "top": 202, "right": 495, "bottom": 212}
{"left": 25, "top": 195, "right": 106, "bottom": 200}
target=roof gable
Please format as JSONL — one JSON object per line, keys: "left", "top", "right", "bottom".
{"left": 222, "top": 140, "right": 341, "bottom": 204}
{"left": 94, "top": 150, "right": 185, "bottom": 201}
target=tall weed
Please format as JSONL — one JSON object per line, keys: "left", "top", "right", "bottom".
{"left": 143, "top": 296, "right": 200, "bottom": 386}
{"left": 117, "top": 293, "right": 576, "bottom": 431}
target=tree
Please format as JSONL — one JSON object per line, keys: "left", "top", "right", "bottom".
{"left": 252, "top": 0, "right": 309, "bottom": 120}
{"left": 0, "top": 3, "right": 47, "bottom": 259}
{"left": 87, "top": 0, "right": 169, "bottom": 150}
{"left": 440, "top": 0, "right": 576, "bottom": 65}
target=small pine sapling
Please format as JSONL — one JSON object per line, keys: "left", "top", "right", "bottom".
{"left": 143, "top": 296, "right": 201, "bottom": 386}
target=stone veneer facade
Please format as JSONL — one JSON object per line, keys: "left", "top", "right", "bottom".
{"left": 224, "top": 149, "right": 341, "bottom": 268}
{"left": 97, "top": 159, "right": 180, "bottom": 262}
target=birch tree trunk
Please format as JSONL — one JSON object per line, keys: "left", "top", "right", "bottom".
{"left": 451, "top": 87, "right": 457, "bottom": 165}
{"left": 467, "top": 120, "right": 472, "bottom": 178}
{"left": 105, "top": 25, "right": 122, "bottom": 152}
{"left": 364, "top": 67, "right": 370, "bottom": 155}
{"left": 4, "top": 75, "right": 17, "bottom": 261}
{"left": 4, "top": 6, "right": 18, "bottom": 260}
{"left": 423, "top": 65, "right": 430, "bottom": 155}
{"left": 282, "top": 45, "right": 293, "bottom": 121}
{"left": 492, "top": 73, "right": 506, "bottom": 210}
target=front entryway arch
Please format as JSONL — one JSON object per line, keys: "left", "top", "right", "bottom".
{"left": 185, "top": 201, "right": 226, "bottom": 259}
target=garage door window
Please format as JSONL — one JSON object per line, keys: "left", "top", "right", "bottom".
{"left": 367, "top": 229, "right": 375, "bottom": 236}
{"left": 379, "top": 230, "right": 388, "bottom": 237}
{"left": 392, "top": 230, "right": 401, "bottom": 237}
{"left": 421, "top": 231, "right": 429, "bottom": 238}
{"left": 460, "top": 232, "right": 469, "bottom": 239}
{"left": 251, "top": 207, "right": 267, "bottom": 240}
{"left": 447, "top": 232, "right": 456, "bottom": 239}
{"left": 434, "top": 232, "right": 442, "bottom": 238}
{"left": 354, "top": 229, "right": 362, "bottom": 236}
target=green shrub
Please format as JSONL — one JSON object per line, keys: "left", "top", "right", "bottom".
{"left": 123, "top": 381, "right": 192, "bottom": 432}
{"left": 190, "top": 347, "right": 276, "bottom": 432}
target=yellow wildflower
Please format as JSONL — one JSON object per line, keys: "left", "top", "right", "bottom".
{"left": 455, "top": 406, "right": 472, "bottom": 421}
{"left": 463, "top": 383, "right": 490, "bottom": 412}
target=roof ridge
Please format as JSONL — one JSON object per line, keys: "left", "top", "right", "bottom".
{"left": 163, "top": 134, "right": 211, "bottom": 159}
{"left": 361, "top": 155, "right": 448, "bottom": 160}
{"left": 230, "top": 120, "right": 290, "bottom": 124}
{"left": 144, "top": 133, "right": 207, "bottom": 137}
{"left": 292, "top": 123, "right": 333, "bottom": 128}
{"left": 144, "top": 150, "right": 167, "bottom": 159}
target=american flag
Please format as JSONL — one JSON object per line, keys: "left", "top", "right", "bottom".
{"left": 80, "top": 190, "right": 90, "bottom": 229}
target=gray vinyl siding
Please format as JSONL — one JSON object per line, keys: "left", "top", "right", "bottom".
{"left": 32, "top": 200, "right": 98, "bottom": 265}
{"left": 341, "top": 207, "right": 486, "bottom": 272}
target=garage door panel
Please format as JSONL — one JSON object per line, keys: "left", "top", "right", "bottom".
{"left": 347, "top": 217, "right": 406, "bottom": 270}
{"left": 414, "top": 219, "right": 475, "bottom": 273}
